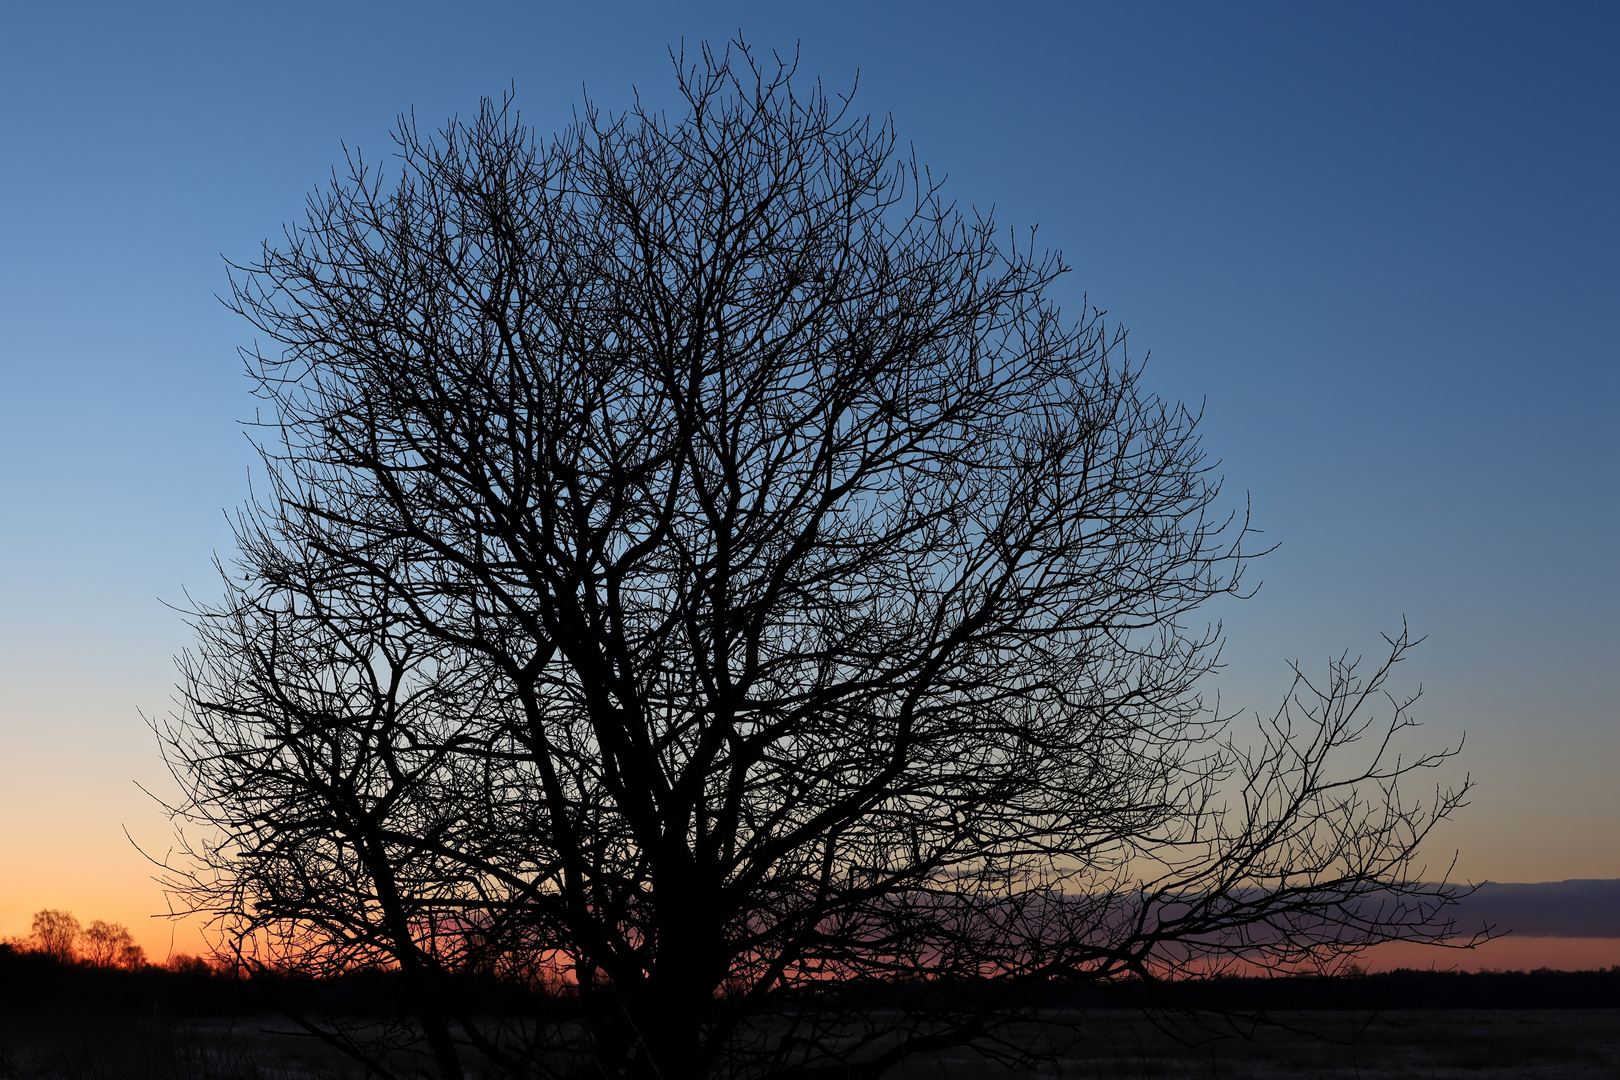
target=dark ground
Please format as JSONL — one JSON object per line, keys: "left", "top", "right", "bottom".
{"left": 895, "top": 1009, "right": 1620, "bottom": 1078}
{"left": 2, "top": 950, "right": 1617, "bottom": 1078}
{"left": 2, "top": 1009, "right": 1617, "bottom": 1079}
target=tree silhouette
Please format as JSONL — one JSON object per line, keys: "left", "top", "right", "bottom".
{"left": 160, "top": 42, "right": 1471, "bottom": 1080}
{"left": 83, "top": 920, "right": 143, "bottom": 969}
{"left": 30, "top": 909, "right": 80, "bottom": 963}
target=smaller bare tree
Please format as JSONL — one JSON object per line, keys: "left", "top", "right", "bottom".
{"left": 30, "top": 909, "right": 80, "bottom": 963}
{"left": 83, "top": 920, "right": 142, "bottom": 969}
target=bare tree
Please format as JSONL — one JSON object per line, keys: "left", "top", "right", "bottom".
{"left": 82, "top": 920, "right": 143, "bottom": 969}
{"left": 160, "top": 42, "right": 1471, "bottom": 1080}
{"left": 30, "top": 910, "right": 80, "bottom": 964}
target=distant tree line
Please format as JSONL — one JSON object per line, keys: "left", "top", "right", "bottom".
{"left": 3, "top": 936, "right": 1618, "bottom": 1018}
{"left": 4, "top": 908, "right": 210, "bottom": 974}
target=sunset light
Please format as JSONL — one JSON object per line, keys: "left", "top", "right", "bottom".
{"left": 1, "top": 4, "right": 1614, "bottom": 1078}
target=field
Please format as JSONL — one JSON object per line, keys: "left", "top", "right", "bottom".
{"left": 1, "top": 1009, "right": 1617, "bottom": 1079}
{"left": 899, "top": 1010, "right": 1620, "bottom": 1078}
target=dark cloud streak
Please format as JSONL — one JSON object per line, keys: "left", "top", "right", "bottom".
{"left": 1452, "top": 880, "right": 1620, "bottom": 939}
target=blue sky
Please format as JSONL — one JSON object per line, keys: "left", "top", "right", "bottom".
{"left": 0, "top": 1, "right": 1615, "bottom": 950}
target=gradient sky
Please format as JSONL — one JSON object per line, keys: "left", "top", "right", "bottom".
{"left": 1, "top": 2, "right": 1615, "bottom": 960}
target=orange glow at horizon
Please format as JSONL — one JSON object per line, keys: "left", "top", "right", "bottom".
{"left": 7, "top": 874, "right": 1620, "bottom": 976}
{"left": 0, "top": 876, "right": 211, "bottom": 964}
{"left": 1359, "top": 936, "right": 1620, "bottom": 974}
{"left": 0, "top": 801, "right": 212, "bottom": 961}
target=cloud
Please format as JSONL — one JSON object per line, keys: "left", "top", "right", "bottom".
{"left": 1450, "top": 879, "right": 1620, "bottom": 938}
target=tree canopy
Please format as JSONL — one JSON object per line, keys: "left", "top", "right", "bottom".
{"left": 160, "top": 43, "right": 1470, "bottom": 1080}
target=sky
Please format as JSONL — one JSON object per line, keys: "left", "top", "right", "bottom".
{"left": 0, "top": 1, "right": 1615, "bottom": 965}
